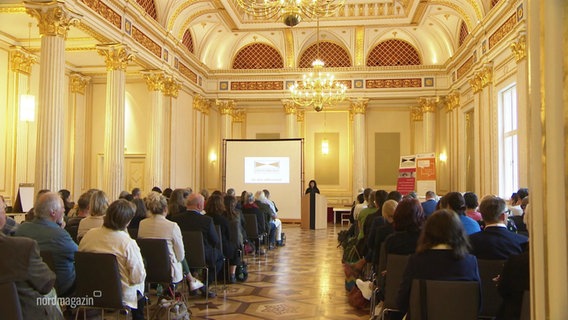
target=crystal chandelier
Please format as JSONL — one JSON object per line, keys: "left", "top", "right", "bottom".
{"left": 289, "top": 19, "right": 347, "bottom": 112}
{"left": 234, "top": 0, "right": 345, "bottom": 27}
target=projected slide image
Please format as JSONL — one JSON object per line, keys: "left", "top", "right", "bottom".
{"left": 244, "top": 157, "right": 290, "bottom": 183}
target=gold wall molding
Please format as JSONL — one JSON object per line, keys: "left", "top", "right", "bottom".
{"left": 418, "top": 97, "right": 437, "bottom": 113}
{"left": 282, "top": 99, "right": 297, "bottom": 114}
{"left": 132, "top": 26, "right": 162, "bottom": 58}
{"left": 10, "top": 48, "right": 36, "bottom": 74}
{"left": 162, "top": 76, "right": 181, "bottom": 98}
{"left": 97, "top": 43, "right": 134, "bottom": 71}
{"left": 217, "top": 100, "right": 235, "bottom": 115}
{"left": 457, "top": 56, "right": 474, "bottom": 79}
{"left": 231, "top": 109, "right": 245, "bottom": 122}
{"left": 469, "top": 64, "right": 493, "bottom": 93}
{"left": 178, "top": 62, "right": 197, "bottom": 83}
{"left": 411, "top": 107, "right": 423, "bottom": 121}
{"left": 510, "top": 32, "right": 527, "bottom": 63}
{"left": 141, "top": 70, "right": 165, "bottom": 92}
{"left": 230, "top": 81, "right": 284, "bottom": 91}
{"left": 365, "top": 78, "right": 421, "bottom": 88}
{"left": 489, "top": 13, "right": 517, "bottom": 49}
{"left": 445, "top": 91, "right": 460, "bottom": 112}
{"left": 354, "top": 26, "right": 364, "bottom": 66}
{"left": 25, "top": 1, "right": 82, "bottom": 38}
{"left": 70, "top": 72, "right": 90, "bottom": 94}
{"left": 284, "top": 29, "right": 294, "bottom": 68}
{"left": 350, "top": 98, "right": 368, "bottom": 115}
{"left": 80, "top": 0, "right": 121, "bottom": 29}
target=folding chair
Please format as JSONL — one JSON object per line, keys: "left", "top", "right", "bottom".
{"left": 520, "top": 290, "right": 530, "bottom": 320}
{"left": 136, "top": 239, "right": 173, "bottom": 289}
{"left": 74, "top": 252, "right": 132, "bottom": 320}
{"left": 477, "top": 259, "right": 506, "bottom": 319}
{"left": 409, "top": 279, "right": 479, "bottom": 320}
{"left": 181, "top": 231, "right": 211, "bottom": 304}
{"left": 214, "top": 225, "right": 228, "bottom": 288}
{"left": 0, "top": 282, "right": 22, "bottom": 320}
{"left": 379, "top": 254, "right": 410, "bottom": 320}
{"left": 243, "top": 214, "right": 268, "bottom": 260}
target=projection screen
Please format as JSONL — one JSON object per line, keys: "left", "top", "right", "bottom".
{"left": 224, "top": 139, "right": 303, "bottom": 220}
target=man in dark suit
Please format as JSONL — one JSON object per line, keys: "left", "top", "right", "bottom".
{"left": 0, "top": 195, "right": 63, "bottom": 319}
{"left": 170, "top": 193, "right": 223, "bottom": 295}
{"left": 469, "top": 196, "right": 529, "bottom": 260}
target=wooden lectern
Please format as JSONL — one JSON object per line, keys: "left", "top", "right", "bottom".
{"left": 301, "top": 193, "right": 327, "bottom": 230}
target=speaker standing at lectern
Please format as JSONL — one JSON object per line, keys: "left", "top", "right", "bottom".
{"left": 305, "top": 180, "right": 320, "bottom": 195}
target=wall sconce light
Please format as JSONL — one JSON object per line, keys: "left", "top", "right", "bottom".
{"left": 321, "top": 139, "right": 329, "bottom": 155}
{"left": 209, "top": 151, "right": 217, "bottom": 164}
{"left": 439, "top": 152, "right": 447, "bottom": 162}
{"left": 19, "top": 94, "right": 35, "bottom": 122}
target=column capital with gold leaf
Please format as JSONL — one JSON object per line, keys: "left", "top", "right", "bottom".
{"left": 70, "top": 72, "right": 90, "bottom": 94}
{"left": 510, "top": 31, "right": 527, "bottom": 63}
{"left": 97, "top": 43, "right": 134, "bottom": 71}
{"left": 350, "top": 98, "right": 368, "bottom": 114}
{"left": 162, "top": 76, "right": 181, "bottom": 98}
{"left": 231, "top": 109, "right": 245, "bottom": 123}
{"left": 296, "top": 109, "right": 305, "bottom": 122}
{"left": 10, "top": 47, "right": 36, "bottom": 75}
{"left": 444, "top": 91, "right": 460, "bottom": 112}
{"left": 411, "top": 107, "right": 423, "bottom": 121}
{"left": 141, "top": 70, "right": 165, "bottom": 92}
{"left": 418, "top": 97, "right": 437, "bottom": 113}
{"left": 193, "top": 95, "right": 211, "bottom": 114}
{"left": 470, "top": 63, "right": 493, "bottom": 93}
{"left": 217, "top": 99, "right": 235, "bottom": 115}
{"left": 25, "top": 1, "right": 81, "bottom": 38}
{"left": 282, "top": 99, "right": 297, "bottom": 114}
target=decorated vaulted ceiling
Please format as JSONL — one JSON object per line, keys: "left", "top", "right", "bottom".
{"left": 0, "top": 0, "right": 518, "bottom": 104}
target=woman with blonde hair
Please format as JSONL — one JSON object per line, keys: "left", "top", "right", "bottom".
{"left": 77, "top": 189, "right": 109, "bottom": 241}
{"left": 138, "top": 191, "right": 203, "bottom": 290}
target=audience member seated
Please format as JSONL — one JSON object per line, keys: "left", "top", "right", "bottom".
{"left": 15, "top": 192, "right": 78, "bottom": 297}
{"left": 79, "top": 199, "right": 146, "bottom": 320}
{"left": 65, "top": 191, "right": 92, "bottom": 230}
{"left": 170, "top": 193, "right": 223, "bottom": 297}
{"left": 263, "top": 189, "right": 284, "bottom": 247}
{"left": 129, "top": 198, "right": 147, "bottom": 230}
{"left": 58, "top": 189, "right": 74, "bottom": 217}
{"left": 224, "top": 194, "right": 246, "bottom": 249}
{"left": 242, "top": 191, "right": 267, "bottom": 244}
{"left": 464, "top": 192, "right": 482, "bottom": 222}
{"left": 439, "top": 192, "right": 481, "bottom": 235}
{"left": 497, "top": 250, "right": 529, "bottom": 320}
{"left": 205, "top": 193, "right": 240, "bottom": 282}
{"left": 469, "top": 196, "right": 529, "bottom": 260}
{"left": 167, "top": 188, "right": 191, "bottom": 218}
{"left": 344, "top": 199, "right": 398, "bottom": 277}
{"left": 395, "top": 209, "right": 481, "bottom": 319}
{"left": 254, "top": 190, "right": 276, "bottom": 247}
{"left": 77, "top": 190, "right": 109, "bottom": 241}
{"left": 0, "top": 200, "right": 64, "bottom": 319}
{"left": 508, "top": 193, "right": 523, "bottom": 216}
{"left": 24, "top": 189, "right": 50, "bottom": 222}
{"left": 0, "top": 195, "right": 18, "bottom": 236}
{"left": 353, "top": 188, "right": 372, "bottom": 220}
{"left": 357, "top": 190, "right": 377, "bottom": 241}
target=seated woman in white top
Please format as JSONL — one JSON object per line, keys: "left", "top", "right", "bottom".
{"left": 78, "top": 199, "right": 146, "bottom": 320}
{"left": 139, "top": 191, "right": 203, "bottom": 290}
{"left": 77, "top": 190, "right": 108, "bottom": 241}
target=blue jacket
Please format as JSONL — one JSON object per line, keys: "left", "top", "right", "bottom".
{"left": 469, "top": 226, "right": 528, "bottom": 260}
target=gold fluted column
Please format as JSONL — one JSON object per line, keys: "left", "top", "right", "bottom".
{"left": 231, "top": 109, "right": 245, "bottom": 139}
{"left": 410, "top": 107, "right": 424, "bottom": 154}
{"left": 527, "top": 1, "right": 568, "bottom": 319}
{"left": 350, "top": 98, "right": 368, "bottom": 197}
{"left": 418, "top": 97, "right": 437, "bottom": 153}
{"left": 282, "top": 100, "right": 298, "bottom": 138}
{"left": 296, "top": 109, "right": 305, "bottom": 139}
{"left": 162, "top": 76, "right": 180, "bottom": 188}
{"left": 217, "top": 99, "right": 235, "bottom": 141}
{"left": 26, "top": 1, "right": 81, "bottom": 191}
{"left": 69, "top": 72, "right": 90, "bottom": 198}
{"left": 141, "top": 70, "right": 165, "bottom": 193}
{"left": 511, "top": 32, "right": 529, "bottom": 187}
{"left": 97, "top": 43, "right": 133, "bottom": 200}
{"left": 9, "top": 48, "right": 37, "bottom": 194}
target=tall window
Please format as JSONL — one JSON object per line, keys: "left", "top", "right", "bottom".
{"left": 498, "top": 84, "right": 518, "bottom": 198}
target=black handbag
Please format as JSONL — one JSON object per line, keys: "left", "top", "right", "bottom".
{"left": 235, "top": 262, "right": 248, "bottom": 282}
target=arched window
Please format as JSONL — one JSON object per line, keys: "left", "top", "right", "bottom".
{"left": 298, "top": 42, "right": 351, "bottom": 68}
{"left": 459, "top": 21, "right": 469, "bottom": 47}
{"left": 232, "top": 43, "right": 283, "bottom": 69}
{"left": 366, "top": 39, "right": 421, "bottom": 66}
{"left": 134, "top": 0, "right": 157, "bottom": 20}
{"left": 182, "top": 29, "right": 194, "bottom": 53}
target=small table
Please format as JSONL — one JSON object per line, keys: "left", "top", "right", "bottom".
{"left": 333, "top": 207, "right": 351, "bottom": 225}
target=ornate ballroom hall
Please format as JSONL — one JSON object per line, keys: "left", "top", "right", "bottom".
{"left": 0, "top": 0, "right": 566, "bottom": 318}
